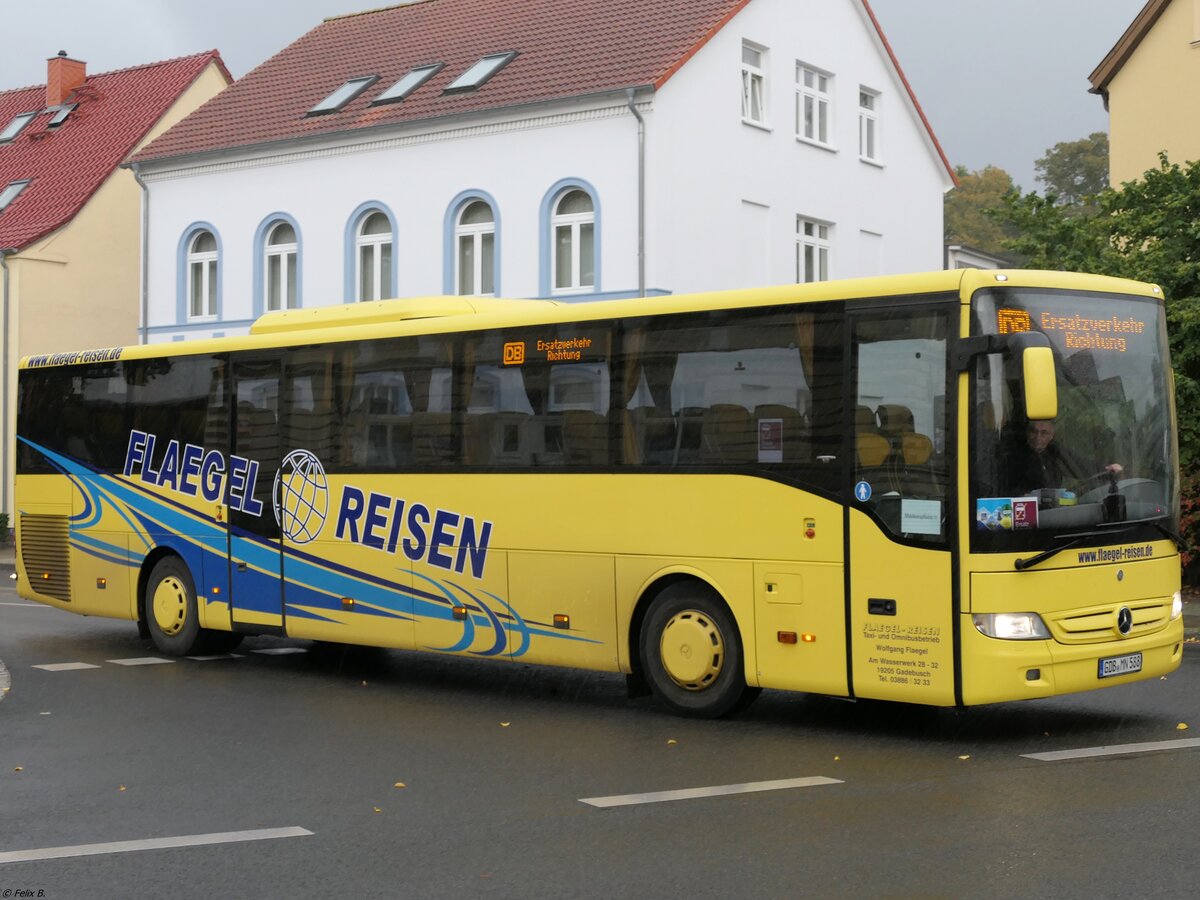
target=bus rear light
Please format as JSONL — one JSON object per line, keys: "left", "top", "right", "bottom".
{"left": 972, "top": 612, "right": 1051, "bottom": 641}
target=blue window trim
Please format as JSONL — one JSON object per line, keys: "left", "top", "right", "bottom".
{"left": 252, "top": 212, "right": 304, "bottom": 317}
{"left": 176, "top": 222, "right": 223, "bottom": 325}
{"left": 539, "top": 178, "right": 601, "bottom": 297}
{"left": 344, "top": 201, "right": 399, "bottom": 302}
{"left": 443, "top": 189, "right": 501, "bottom": 296}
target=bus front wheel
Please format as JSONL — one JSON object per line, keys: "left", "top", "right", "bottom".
{"left": 639, "top": 583, "right": 758, "bottom": 718}
{"left": 145, "top": 556, "right": 203, "bottom": 656}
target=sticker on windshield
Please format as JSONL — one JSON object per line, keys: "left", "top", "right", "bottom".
{"left": 977, "top": 497, "right": 1040, "bottom": 530}
{"left": 855, "top": 481, "right": 872, "bottom": 502}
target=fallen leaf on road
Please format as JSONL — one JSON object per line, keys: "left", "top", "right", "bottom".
{"left": 500, "top": 722, "right": 510, "bottom": 727}
{"left": 13, "top": 767, "right": 22, "bottom": 772}
{"left": 1177, "top": 723, "right": 1189, "bottom": 731}
{"left": 394, "top": 782, "right": 406, "bottom": 789}
{"left": 958, "top": 755, "right": 971, "bottom": 760}
{"left": 118, "top": 785, "right": 126, "bottom": 792}
{"left": 374, "top": 807, "right": 382, "bottom": 814}
{"left": 666, "top": 739, "right": 677, "bottom": 745}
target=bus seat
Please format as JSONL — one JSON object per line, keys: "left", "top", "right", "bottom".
{"left": 900, "top": 432, "right": 934, "bottom": 466}
{"left": 701, "top": 404, "right": 754, "bottom": 464}
{"left": 856, "top": 405, "right": 880, "bottom": 433}
{"left": 562, "top": 409, "right": 608, "bottom": 464}
{"left": 876, "top": 404, "right": 914, "bottom": 437}
{"left": 856, "top": 432, "right": 890, "bottom": 467}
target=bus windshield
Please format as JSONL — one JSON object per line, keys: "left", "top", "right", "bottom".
{"left": 969, "top": 287, "right": 1179, "bottom": 552}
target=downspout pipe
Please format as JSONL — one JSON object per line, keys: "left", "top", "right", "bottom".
{"left": 625, "top": 89, "right": 646, "bottom": 298}
{"left": 1, "top": 248, "right": 15, "bottom": 521}
{"left": 129, "top": 162, "right": 149, "bottom": 345}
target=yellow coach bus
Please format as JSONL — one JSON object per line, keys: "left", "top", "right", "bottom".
{"left": 14, "top": 269, "right": 1185, "bottom": 716}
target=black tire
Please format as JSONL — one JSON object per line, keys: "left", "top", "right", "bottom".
{"left": 144, "top": 556, "right": 203, "bottom": 656}
{"left": 638, "top": 582, "right": 758, "bottom": 718}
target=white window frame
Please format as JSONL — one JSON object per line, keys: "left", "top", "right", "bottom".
{"left": 264, "top": 221, "right": 298, "bottom": 311}
{"left": 741, "top": 42, "right": 768, "bottom": 127}
{"left": 187, "top": 231, "right": 218, "bottom": 320}
{"left": 0, "top": 112, "right": 36, "bottom": 144}
{"left": 796, "top": 217, "right": 831, "bottom": 284}
{"left": 0, "top": 179, "right": 31, "bottom": 212}
{"left": 551, "top": 190, "right": 595, "bottom": 295}
{"left": 796, "top": 63, "right": 833, "bottom": 147}
{"left": 356, "top": 212, "right": 393, "bottom": 302}
{"left": 455, "top": 200, "right": 496, "bottom": 297}
{"left": 859, "top": 87, "right": 881, "bottom": 163}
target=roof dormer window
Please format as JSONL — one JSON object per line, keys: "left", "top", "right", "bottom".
{"left": 444, "top": 52, "right": 517, "bottom": 94}
{"left": 373, "top": 63, "right": 444, "bottom": 105}
{"left": 47, "top": 103, "right": 77, "bottom": 129}
{"left": 308, "top": 75, "right": 380, "bottom": 115}
{"left": 0, "top": 112, "right": 37, "bottom": 144}
{"left": 0, "top": 179, "right": 31, "bottom": 213}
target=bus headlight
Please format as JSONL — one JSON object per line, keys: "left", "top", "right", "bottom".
{"left": 973, "top": 612, "right": 1051, "bottom": 640}
{"left": 1170, "top": 591, "right": 1183, "bottom": 621}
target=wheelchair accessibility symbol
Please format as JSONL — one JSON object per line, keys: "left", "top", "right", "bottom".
{"left": 855, "top": 481, "right": 872, "bottom": 502}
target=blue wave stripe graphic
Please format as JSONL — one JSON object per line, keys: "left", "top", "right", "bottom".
{"left": 21, "top": 438, "right": 592, "bottom": 657}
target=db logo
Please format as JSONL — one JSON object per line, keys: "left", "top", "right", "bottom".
{"left": 503, "top": 342, "right": 526, "bottom": 365}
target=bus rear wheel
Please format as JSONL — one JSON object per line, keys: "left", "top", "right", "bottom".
{"left": 145, "top": 556, "right": 204, "bottom": 656}
{"left": 639, "top": 583, "right": 757, "bottom": 718}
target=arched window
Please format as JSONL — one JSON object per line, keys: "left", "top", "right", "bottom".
{"left": 551, "top": 189, "right": 594, "bottom": 294}
{"left": 264, "top": 221, "right": 298, "bottom": 311}
{"left": 357, "top": 211, "right": 393, "bottom": 302}
{"left": 455, "top": 200, "right": 495, "bottom": 296}
{"left": 187, "top": 230, "right": 218, "bottom": 318}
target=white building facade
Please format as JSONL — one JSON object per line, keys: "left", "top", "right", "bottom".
{"left": 134, "top": 0, "right": 954, "bottom": 343}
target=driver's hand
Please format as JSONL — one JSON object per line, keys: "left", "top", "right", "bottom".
{"left": 1105, "top": 463, "right": 1123, "bottom": 475}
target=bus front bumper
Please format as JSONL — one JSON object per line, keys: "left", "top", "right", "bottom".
{"left": 959, "top": 615, "right": 1184, "bottom": 706}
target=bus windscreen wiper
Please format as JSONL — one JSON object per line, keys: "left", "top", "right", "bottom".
{"left": 1014, "top": 516, "right": 1178, "bottom": 571}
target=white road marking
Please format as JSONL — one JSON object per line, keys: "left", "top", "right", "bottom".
{"left": 0, "top": 826, "right": 313, "bottom": 865}
{"left": 186, "top": 653, "right": 246, "bottom": 661}
{"left": 32, "top": 662, "right": 101, "bottom": 672}
{"left": 0, "top": 602, "right": 45, "bottom": 607}
{"left": 1022, "top": 738, "right": 1200, "bottom": 762}
{"left": 579, "top": 776, "right": 843, "bottom": 808}
{"left": 106, "top": 657, "right": 175, "bottom": 666}
{"left": 252, "top": 647, "right": 308, "bottom": 655}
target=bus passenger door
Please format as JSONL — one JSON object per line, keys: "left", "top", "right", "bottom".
{"left": 845, "top": 302, "right": 957, "bottom": 705}
{"left": 227, "top": 356, "right": 285, "bottom": 632}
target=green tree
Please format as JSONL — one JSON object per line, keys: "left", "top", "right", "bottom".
{"left": 944, "top": 164, "right": 1018, "bottom": 257}
{"left": 1034, "top": 131, "right": 1110, "bottom": 208}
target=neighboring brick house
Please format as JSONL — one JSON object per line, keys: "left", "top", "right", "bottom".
{"left": 1089, "top": 0, "right": 1200, "bottom": 185}
{"left": 131, "top": 0, "right": 955, "bottom": 344}
{"left": 0, "top": 51, "right": 232, "bottom": 519}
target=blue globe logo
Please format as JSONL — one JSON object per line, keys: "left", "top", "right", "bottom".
{"left": 273, "top": 449, "right": 329, "bottom": 545}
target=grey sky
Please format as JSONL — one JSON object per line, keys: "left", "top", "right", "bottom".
{"left": 0, "top": 0, "right": 1145, "bottom": 192}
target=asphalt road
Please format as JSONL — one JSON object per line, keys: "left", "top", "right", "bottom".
{"left": 2, "top": 584, "right": 1198, "bottom": 899}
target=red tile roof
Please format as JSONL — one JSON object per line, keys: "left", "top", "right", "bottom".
{"left": 0, "top": 51, "right": 230, "bottom": 250}
{"left": 134, "top": 0, "right": 952, "bottom": 182}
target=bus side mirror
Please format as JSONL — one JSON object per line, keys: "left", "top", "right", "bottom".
{"left": 1022, "top": 346, "right": 1058, "bottom": 421}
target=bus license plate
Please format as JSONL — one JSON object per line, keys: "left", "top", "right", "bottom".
{"left": 1097, "top": 652, "right": 1142, "bottom": 679}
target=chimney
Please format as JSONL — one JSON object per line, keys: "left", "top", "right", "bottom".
{"left": 47, "top": 51, "right": 86, "bottom": 108}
